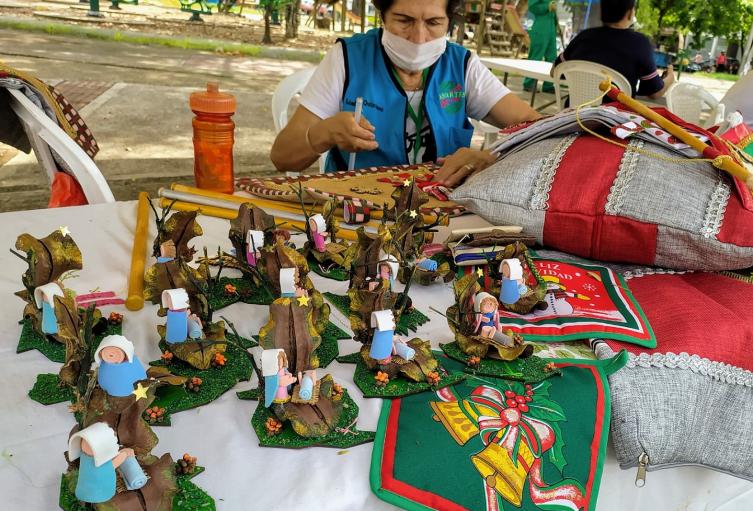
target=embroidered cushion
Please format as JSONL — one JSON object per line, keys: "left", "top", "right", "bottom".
{"left": 595, "top": 271, "right": 753, "bottom": 481}
{"left": 450, "top": 112, "right": 753, "bottom": 271}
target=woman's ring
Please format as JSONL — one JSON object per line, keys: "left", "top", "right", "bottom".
{"left": 463, "top": 163, "right": 476, "bottom": 173}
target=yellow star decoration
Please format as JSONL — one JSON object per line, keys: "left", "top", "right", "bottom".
{"left": 132, "top": 382, "right": 149, "bottom": 401}
{"left": 297, "top": 295, "right": 310, "bottom": 307}
{"left": 402, "top": 179, "right": 412, "bottom": 187}
{"left": 59, "top": 226, "right": 71, "bottom": 237}
{"left": 409, "top": 210, "right": 418, "bottom": 219}
{"left": 476, "top": 268, "right": 484, "bottom": 278}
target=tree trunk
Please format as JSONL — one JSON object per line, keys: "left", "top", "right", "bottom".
{"left": 263, "top": 4, "right": 273, "bottom": 44}
{"left": 285, "top": 1, "right": 301, "bottom": 39}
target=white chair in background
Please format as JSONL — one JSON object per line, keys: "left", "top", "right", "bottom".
{"left": 469, "top": 119, "right": 500, "bottom": 150}
{"left": 7, "top": 88, "right": 114, "bottom": 204}
{"left": 666, "top": 82, "right": 726, "bottom": 128}
{"left": 552, "top": 60, "right": 633, "bottom": 111}
{"left": 271, "top": 67, "right": 327, "bottom": 174}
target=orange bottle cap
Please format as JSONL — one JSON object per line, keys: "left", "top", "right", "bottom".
{"left": 189, "top": 82, "right": 236, "bottom": 114}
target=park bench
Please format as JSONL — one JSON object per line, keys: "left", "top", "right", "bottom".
{"left": 179, "top": 0, "right": 213, "bottom": 21}
{"left": 109, "top": 0, "right": 138, "bottom": 10}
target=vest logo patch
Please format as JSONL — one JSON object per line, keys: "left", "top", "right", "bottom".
{"left": 438, "top": 81, "right": 465, "bottom": 114}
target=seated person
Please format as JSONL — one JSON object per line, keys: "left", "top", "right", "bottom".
{"left": 553, "top": 0, "right": 675, "bottom": 99}
{"left": 271, "top": 0, "right": 540, "bottom": 188}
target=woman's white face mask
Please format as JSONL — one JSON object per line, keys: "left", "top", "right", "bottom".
{"left": 382, "top": 28, "right": 447, "bottom": 72}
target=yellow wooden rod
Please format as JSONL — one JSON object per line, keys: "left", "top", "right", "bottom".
{"left": 160, "top": 198, "right": 360, "bottom": 242}
{"left": 599, "top": 80, "right": 753, "bottom": 188}
{"left": 170, "top": 182, "right": 440, "bottom": 225}
{"left": 126, "top": 192, "right": 151, "bottom": 311}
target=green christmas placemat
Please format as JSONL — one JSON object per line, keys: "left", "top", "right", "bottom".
{"left": 466, "top": 258, "right": 656, "bottom": 347}
{"left": 371, "top": 352, "right": 628, "bottom": 511}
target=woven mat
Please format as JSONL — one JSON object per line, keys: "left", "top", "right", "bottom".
{"left": 235, "top": 164, "right": 465, "bottom": 217}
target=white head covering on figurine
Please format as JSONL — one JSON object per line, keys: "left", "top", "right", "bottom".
{"left": 279, "top": 268, "right": 297, "bottom": 296}
{"left": 246, "top": 230, "right": 264, "bottom": 250}
{"left": 34, "top": 282, "right": 64, "bottom": 308}
{"left": 161, "top": 288, "right": 189, "bottom": 310}
{"left": 500, "top": 259, "right": 524, "bottom": 280}
{"left": 371, "top": 310, "right": 396, "bottom": 332}
{"left": 473, "top": 292, "right": 496, "bottom": 313}
{"left": 68, "top": 422, "right": 119, "bottom": 467}
{"left": 379, "top": 253, "right": 399, "bottom": 280}
{"left": 309, "top": 214, "right": 326, "bottom": 233}
{"left": 94, "top": 335, "right": 135, "bottom": 366}
{"left": 262, "top": 348, "right": 286, "bottom": 407}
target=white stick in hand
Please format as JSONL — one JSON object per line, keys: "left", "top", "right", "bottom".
{"left": 348, "top": 97, "right": 364, "bottom": 171}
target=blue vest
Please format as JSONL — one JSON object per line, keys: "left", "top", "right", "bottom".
{"left": 325, "top": 29, "right": 473, "bottom": 172}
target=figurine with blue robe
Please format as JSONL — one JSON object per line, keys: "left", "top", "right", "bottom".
{"left": 499, "top": 259, "right": 528, "bottom": 305}
{"left": 262, "top": 349, "right": 298, "bottom": 407}
{"left": 369, "top": 310, "right": 396, "bottom": 362}
{"left": 67, "top": 422, "right": 139, "bottom": 504}
{"left": 161, "top": 288, "right": 202, "bottom": 344}
{"left": 34, "top": 282, "right": 64, "bottom": 335}
{"left": 280, "top": 268, "right": 306, "bottom": 299}
{"left": 246, "top": 229, "right": 264, "bottom": 267}
{"left": 94, "top": 335, "right": 147, "bottom": 398}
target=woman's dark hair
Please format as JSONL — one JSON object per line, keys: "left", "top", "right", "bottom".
{"left": 373, "top": 0, "right": 463, "bottom": 19}
{"left": 601, "top": 0, "right": 636, "bottom": 24}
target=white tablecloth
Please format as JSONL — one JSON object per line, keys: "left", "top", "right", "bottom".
{"left": 1, "top": 201, "right": 752, "bottom": 511}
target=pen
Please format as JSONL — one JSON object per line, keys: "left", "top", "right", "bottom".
{"left": 348, "top": 96, "right": 364, "bottom": 171}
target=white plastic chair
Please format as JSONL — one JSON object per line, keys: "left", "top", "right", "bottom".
{"left": 552, "top": 60, "right": 633, "bottom": 111}
{"left": 469, "top": 119, "right": 500, "bottom": 150}
{"left": 271, "top": 67, "right": 327, "bottom": 173}
{"left": 7, "top": 88, "right": 115, "bottom": 204}
{"left": 666, "top": 82, "right": 726, "bottom": 128}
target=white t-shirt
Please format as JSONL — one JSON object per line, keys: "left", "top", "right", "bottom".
{"left": 299, "top": 41, "right": 511, "bottom": 164}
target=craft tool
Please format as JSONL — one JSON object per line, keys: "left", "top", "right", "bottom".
{"left": 126, "top": 192, "right": 150, "bottom": 311}
{"left": 348, "top": 96, "right": 364, "bottom": 171}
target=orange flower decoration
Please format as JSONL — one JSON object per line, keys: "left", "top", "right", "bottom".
{"left": 212, "top": 353, "right": 226, "bottom": 367}
{"left": 108, "top": 312, "right": 123, "bottom": 325}
{"left": 224, "top": 283, "right": 237, "bottom": 295}
{"left": 161, "top": 351, "right": 174, "bottom": 362}
{"left": 375, "top": 371, "right": 390, "bottom": 387}
{"left": 467, "top": 356, "right": 481, "bottom": 368}
{"left": 265, "top": 417, "right": 283, "bottom": 436}
{"left": 426, "top": 371, "right": 440, "bottom": 386}
{"left": 544, "top": 362, "right": 557, "bottom": 373}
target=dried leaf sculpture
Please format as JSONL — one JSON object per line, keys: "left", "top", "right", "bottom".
{"left": 143, "top": 259, "right": 208, "bottom": 316}
{"left": 258, "top": 298, "right": 322, "bottom": 373}
{"left": 229, "top": 203, "right": 276, "bottom": 262}
{"left": 152, "top": 210, "right": 203, "bottom": 262}
{"left": 273, "top": 374, "right": 343, "bottom": 438}
{"left": 261, "top": 241, "right": 306, "bottom": 297}
{"left": 55, "top": 294, "right": 85, "bottom": 388}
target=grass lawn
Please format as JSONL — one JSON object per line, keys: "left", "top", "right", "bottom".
{"left": 694, "top": 72, "right": 740, "bottom": 82}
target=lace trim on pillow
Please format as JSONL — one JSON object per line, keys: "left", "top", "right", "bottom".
{"left": 700, "top": 178, "right": 731, "bottom": 239}
{"left": 529, "top": 134, "right": 578, "bottom": 210}
{"left": 594, "top": 343, "right": 753, "bottom": 387}
{"left": 622, "top": 267, "right": 691, "bottom": 280}
{"left": 605, "top": 139, "right": 644, "bottom": 215}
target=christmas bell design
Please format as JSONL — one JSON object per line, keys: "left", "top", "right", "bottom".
{"left": 431, "top": 384, "right": 586, "bottom": 509}
{"left": 34, "top": 282, "right": 64, "bottom": 335}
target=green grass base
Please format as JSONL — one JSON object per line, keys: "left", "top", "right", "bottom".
{"left": 341, "top": 354, "right": 466, "bottom": 398}
{"left": 251, "top": 389, "right": 375, "bottom": 449}
{"left": 60, "top": 466, "right": 214, "bottom": 511}
{"left": 306, "top": 254, "right": 349, "bottom": 281}
{"left": 149, "top": 333, "right": 255, "bottom": 426}
{"left": 28, "top": 373, "right": 73, "bottom": 405}
{"left": 236, "top": 388, "right": 260, "bottom": 400}
{"left": 17, "top": 319, "right": 122, "bottom": 363}
{"left": 207, "top": 276, "right": 274, "bottom": 311}
{"left": 323, "top": 292, "right": 429, "bottom": 335}
{"left": 441, "top": 342, "right": 561, "bottom": 383}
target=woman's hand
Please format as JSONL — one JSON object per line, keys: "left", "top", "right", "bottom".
{"left": 434, "top": 148, "right": 497, "bottom": 188}
{"left": 309, "top": 112, "right": 379, "bottom": 154}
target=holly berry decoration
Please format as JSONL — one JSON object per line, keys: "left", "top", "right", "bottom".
{"left": 186, "top": 376, "right": 203, "bottom": 393}
{"left": 176, "top": 454, "right": 197, "bottom": 475}
{"left": 504, "top": 386, "right": 534, "bottom": 414}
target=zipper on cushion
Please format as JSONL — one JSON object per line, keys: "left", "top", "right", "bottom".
{"left": 635, "top": 452, "right": 649, "bottom": 487}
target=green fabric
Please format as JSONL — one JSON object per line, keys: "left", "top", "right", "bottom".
{"left": 525, "top": 0, "right": 557, "bottom": 90}
{"left": 371, "top": 352, "right": 628, "bottom": 511}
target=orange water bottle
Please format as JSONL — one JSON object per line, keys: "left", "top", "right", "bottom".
{"left": 189, "top": 82, "right": 236, "bottom": 194}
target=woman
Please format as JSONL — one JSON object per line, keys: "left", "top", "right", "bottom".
{"left": 270, "top": 0, "right": 540, "bottom": 187}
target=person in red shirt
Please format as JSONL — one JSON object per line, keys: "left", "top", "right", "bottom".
{"left": 716, "top": 51, "right": 728, "bottom": 73}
